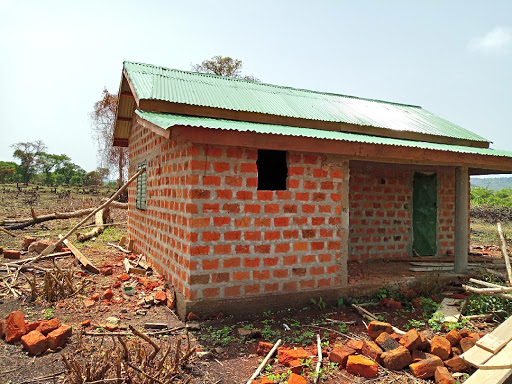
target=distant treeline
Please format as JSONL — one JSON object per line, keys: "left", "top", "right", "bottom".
{"left": 471, "top": 186, "right": 512, "bottom": 208}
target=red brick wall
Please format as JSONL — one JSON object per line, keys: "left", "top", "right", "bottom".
{"left": 438, "top": 170, "right": 455, "bottom": 255}
{"left": 185, "top": 145, "right": 349, "bottom": 301}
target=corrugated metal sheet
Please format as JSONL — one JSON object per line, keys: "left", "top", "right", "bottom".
{"left": 135, "top": 110, "right": 512, "bottom": 158}
{"left": 125, "top": 61, "right": 489, "bottom": 143}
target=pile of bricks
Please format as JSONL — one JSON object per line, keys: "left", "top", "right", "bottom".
{"left": 0, "top": 310, "right": 72, "bottom": 355}
{"left": 254, "top": 320, "right": 477, "bottom": 383}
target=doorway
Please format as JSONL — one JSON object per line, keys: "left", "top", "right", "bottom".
{"left": 413, "top": 172, "right": 438, "bottom": 256}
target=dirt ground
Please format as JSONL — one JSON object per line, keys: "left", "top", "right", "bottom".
{"left": 0, "top": 187, "right": 511, "bottom": 383}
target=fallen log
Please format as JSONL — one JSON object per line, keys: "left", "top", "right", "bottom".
{"left": 41, "top": 167, "right": 145, "bottom": 256}
{"left": 59, "top": 236, "right": 99, "bottom": 274}
{"left": 463, "top": 284, "right": 512, "bottom": 300}
{"left": 76, "top": 208, "right": 109, "bottom": 242}
{"left": 3, "top": 201, "right": 127, "bottom": 230}
{"left": 4, "top": 251, "right": 72, "bottom": 266}
{"left": 497, "top": 222, "right": 512, "bottom": 286}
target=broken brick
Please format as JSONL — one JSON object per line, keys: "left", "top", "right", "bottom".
{"left": 118, "top": 273, "right": 130, "bottom": 282}
{"left": 376, "top": 332, "right": 400, "bottom": 351}
{"left": 435, "top": 366, "right": 456, "bottom": 384}
{"left": 3, "top": 250, "right": 21, "bottom": 259}
{"left": 412, "top": 349, "right": 436, "bottom": 362}
{"left": 0, "top": 319, "right": 5, "bottom": 339}
{"left": 381, "top": 345, "right": 412, "bottom": 370}
{"left": 26, "top": 321, "right": 42, "bottom": 332}
{"left": 287, "top": 373, "right": 306, "bottom": 384}
{"left": 459, "top": 337, "right": 476, "bottom": 352}
{"left": 346, "top": 355, "right": 379, "bottom": 378}
{"left": 6, "top": 310, "right": 27, "bottom": 343}
{"left": 444, "top": 355, "right": 468, "bottom": 372}
{"left": 289, "top": 359, "right": 303, "bottom": 374}
{"left": 37, "top": 318, "right": 60, "bottom": 336}
{"left": 459, "top": 328, "right": 471, "bottom": 338}
{"left": 81, "top": 319, "right": 91, "bottom": 327}
{"left": 21, "top": 330, "right": 48, "bottom": 355}
{"left": 100, "top": 266, "right": 113, "bottom": 276}
{"left": 431, "top": 335, "right": 451, "bottom": 360}
{"left": 84, "top": 299, "right": 95, "bottom": 308}
{"left": 22, "top": 236, "right": 37, "bottom": 251}
{"left": 367, "top": 320, "right": 393, "bottom": 339}
{"left": 445, "top": 330, "right": 461, "bottom": 347}
{"left": 451, "top": 346, "right": 462, "bottom": 356}
{"left": 409, "top": 356, "right": 444, "bottom": 379}
{"left": 154, "top": 290, "right": 167, "bottom": 303}
{"left": 102, "top": 288, "right": 113, "bottom": 300}
{"left": 254, "top": 377, "right": 273, "bottom": 384}
{"left": 400, "top": 329, "right": 421, "bottom": 351}
{"left": 346, "top": 339, "right": 363, "bottom": 352}
{"left": 47, "top": 325, "right": 72, "bottom": 350}
{"left": 418, "top": 332, "right": 431, "bottom": 351}
{"left": 278, "top": 348, "right": 308, "bottom": 366}
{"left": 329, "top": 345, "right": 356, "bottom": 367}
{"left": 362, "top": 340, "right": 383, "bottom": 364}
{"left": 187, "top": 312, "right": 200, "bottom": 321}
{"left": 257, "top": 341, "right": 274, "bottom": 356}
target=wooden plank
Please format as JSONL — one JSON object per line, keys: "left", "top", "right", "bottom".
{"left": 435, "top": 298, "right": 463, "bottom": 323}
{"left": 476, "top": 315, "right": 512, "bottom": 354}
{"left": 409, "top": 262, "right": 479, "bottom": 267}
{"left": 464, "top": 342, "right": 512, "bottom": 384}
{"left": 123, "top": 257, "right": 146, "bottom": 275}
{"left": 461, "top": 345, "right": 495, "bottom": 368}
{"left": 60, "top": 236, "right": 99, "bottom": 274}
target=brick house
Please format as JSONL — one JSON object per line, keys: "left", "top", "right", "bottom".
{"left": 113, "top": 61, "right": 512, "bottom": 318}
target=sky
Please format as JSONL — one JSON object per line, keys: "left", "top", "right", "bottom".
{"left": 0, "top": 0, "right": 511, "bottom": 173}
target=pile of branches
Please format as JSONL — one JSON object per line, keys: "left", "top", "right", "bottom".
{"left": 471, "top": 206, "right": 512, "bottom": 224}
{"left": 62, "top": 325, "right": 196, "bottom": 384}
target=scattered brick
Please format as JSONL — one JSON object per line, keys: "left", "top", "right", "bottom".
{"left": 435, "top": 366, "right": 456, "bottom": 384}
{"left": 376, "top": 332, "right": 400, "bottom": 351}
{"left": 257, "top": 341, "right": 274, "bottom": 356}
{"left": 409, "top": 356, "right": 444, "bottom": 379}
{"left": 26, "top": 321, "right": 42, "bottom": 332}
{"left": 154, "top": 290, "right": 166, "bottom": 303}
{"left": 329, "top": 345, "right": 356, "bottom": 367}
{"left": 459, "top": 337, "right": 476, "bottom": 352}
{"left": 3, "top": 250, "right": 21, "bottom": 259}
{"left": 412, "top": 349, "right": 436, "bottom": 362}
{"left": 278, "top": 348, "right": 308, "bottom": 366}
{"left": 367, "top": 320, "right": 393, "bottom": 339}
{"left": 381, "top": 346, "right": 412, "bottom": 370}
{"left": 21, "top": 330, "right": 48, "bottom": 355}
{"left": 22, "top": 236, "right": 37, "bottom": 250}
{"left": 418, "top": 332, "right": 431, "bottom": 351}
{"left": 5, "top": 310, "right": 27, "bottom": 343}
{"left": 102, "top": 288, "right": 113, "bottom": 300}
{"left": 100, "top": 266, "right": 113, "bottom": 276}
{"left": 431, "top": 335, "right": 451, "bottom": 360}
{"left": 47, "top": 325, "right": 72, "bottom": 350}
{"left": 451, "top": 346, "right": 462, "bottom": 356}
{"left": 289, "top": 359, "right": 303, "bottom": 374}
{"left": 187, "top": 312, "right": 200, "bottom": 321}
{"left": 389, "top": 332, "right": 402, "bottom": 342}
{"left": 81, "top": 319, "right": 91, "bottom": 327}
{"left": 287, "top": 373, "right": 307, "bottom": 384}
{"left": 254, "top": 377, "right": 273, "bottom": 384}
{"left": 118, "top": 274, "right": 130, "bottom": 282}
{"left": 346, "top": 355, "right": 379, "bottom": 378}
{"left": 400, "top": 329, "right": 421, "bottom": 351}
{"left": 37, "top": 318, "right": 60, "bottom": 336}
{"left": 28, "top": 240, "right": 62, "bottom": 254}
{"left": 445, "top": 329, "right": 461, "bottom": 347}
{"left": 346, "top": 339, "right": 364, "bottom": 352}
{"left": 444, "top": 356, "right": 468, "bottom": 372}
{"left": 0, "top": 319, "right": 5, "bottom": 339}
{"left": 362, "top": 340, "right": 383, "bottom": 364}
{"left": 459, "top": 328, "right": 471, "bottom": 338}
{"left": 84, "top": 299, "right": 95, "bottom": 308}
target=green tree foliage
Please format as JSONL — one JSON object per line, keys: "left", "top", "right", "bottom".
{"left": 471, "top": 186, "right": 512, "bottom": 208}
{"left": 0, "top": 161, "right": 19, "bottom": 182}
{"left": 91, "top": 88, "right": 128, "bottom": 188}
{"left": 11, "top": 140, "right": 47, "bottom": 183}
{"left": 37, "top": 153, "right": 71, "bottom": 185}
{"left": 54, "top": 161, "right": 86, "bottom": 185}
{"left": 83, "top": 168, "right": 109, "bottom": 186}
{"left": 192, "top": 56, "right": 259, "bottom": 82}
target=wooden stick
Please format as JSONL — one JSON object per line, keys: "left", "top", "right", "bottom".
{"left": 497, "top": 222, "right": 512, "bottom": 286}
{"left": 59, "top": 236, "right": 99, "bottom": 274}
{"left": 462, "top": 285, "right": 512, "bottom": 293}
{"left": 40, "top": 167, "right": 145, "bottom": 256}
{"left": 352, "top": 304, "right": 405, "bottom": 334}
{"left": 246, "top": 339, "right": 282, "bottom": 384}
{"left": 109, "top": 243, "right": 132, "bottom": 254}
{"left": 128, "top": 324, "right": 160, "bottom": 360}
{"left": 125, "top": 362, "right": 165, "bottom": 384}
{"left": 0, "top": 226, "right": 15, "bottom": 237}
{"left": 84, "top": 326, "right": 185, "bottom": 337}
{"left": 77, "top": 222, "right": 126, "bottom": 230}
{"left": 463, "top": 285, "right": 512, "bottom": 300}
{"left": 314, "top": 334, "right": 322, "bottom": 384}
{"left": 4, "top": 251, "right": 71, "bottom": 266}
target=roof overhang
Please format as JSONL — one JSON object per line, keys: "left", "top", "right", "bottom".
{"left": 130, "top": 111, "right": 512, "bottom": 175}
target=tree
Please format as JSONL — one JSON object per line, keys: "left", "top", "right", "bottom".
{"left": 91, "top": 88, "right": 128, "bottom": 188}
{"left": 83, "top": 167, "right": 109, "bottom": 186}
{"left": 0, "top": 161, "right": 18, "bottom": 183}
{"left": 11, "top": 140, "right": 47, "bottom": 184}
{"left": 37, "top": 153, "right": 70, "bottom": 185}
{"left": 192, "top": 56, "right": 259, "bottom": 82}
{"left": 54, "top": 161, "right": 85, "bottom": 185}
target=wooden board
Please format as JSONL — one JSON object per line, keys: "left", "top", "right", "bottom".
{"left": 464, "top": 342, "right": 512, "bottom": 384}
{"left": 409, "top": 266, "right": 475, "bottom": 272}
{"left": 435, "top": 298, "right": 463, "bottom": 323}
{"left": 409, "top": 262, "right": 479, "bottom": 267}
{"left": 461, "top": 345, "right": 495, "bottom": 368}
{"left": 124, "top": 258, "right": 146, "bottom": 275}
{"left": 476, "top": 315, "right": 512, "bottom": 354}
{"left": 61, "top": 237, "right": 99, "bottom": 274}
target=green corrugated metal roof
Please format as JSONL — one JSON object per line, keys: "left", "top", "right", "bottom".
{"left": 124, "top": 61, "right": 489, "bottom": 144}
{"left": 135, "top": 110, "right": 512, "bottom": 158}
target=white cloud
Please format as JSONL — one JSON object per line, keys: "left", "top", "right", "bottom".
{"left": 469, "top": 26, "right": 512, "bottom": 54}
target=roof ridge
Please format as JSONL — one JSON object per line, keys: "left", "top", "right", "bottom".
{"left": 123, "top": 60, "right": 423, "bottom": 109}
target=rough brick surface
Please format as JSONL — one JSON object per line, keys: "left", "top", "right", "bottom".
{"left": 329, "top": 346, "right": 356, "bottom": 367}
{"left": 21, "top": 330, "right": 48, "bottom": 355}
{"left": 37, "top": 318, "right": 60, "bottom": 336}
{"left": 409, "top": 356, "right": 444, "bottom": 379}
{"left": 367, "top": 321, "right": 393, "bottom": 339}
{"left": 3, "top": 250, "right": 21, "bottom": 259}
{"left": 435, "top": 366, "right": 456, "bottom": 384}
{"left": 445, "top": 330, "right": 461, "bottom": 347}
{"left": 289, "top": 359, "right": 303, "bottom": 374}
{"left": 0, "top": 319, "right": 5, "bottom": 339}
{"left": 460, "top": 337, "right": 476, "bottom": 352}
{"left": 5, "top": 310, "right": 27, "bottom": 342}
{"left": 412, "top": 349, "right": 436, "bottom": 362}
{"left": 26, "top": 321, "right": 41, "bottom": 332}
{"left": 287, "top": 373, "right": 307, "bottom": 384}
{"left": 346, "top": 339, "right": 363, "bottom": 352}
{"left": 418, "top": 332, "right": 431, "bottom": 351}
{"left": 278, "top": 348, "right": 308, "bottom": 366}
{"left": 22, "top": 236, "right": 37, "bottom": 251}
{"left": 444, "top": 356, "right": 468, "bottom": 373}
{"left": 362, "top": 340, "right": 383, "bottom": 364}
{"left": 381, "top": 346, "right": 412, "bottom": 370}
{"left": 400, "top": 329, "right": 421, "bottom": 351}
{"left": 346, "top": 355, "right": 379, "bottom": 378}
{"left": 47, "top": 325, "right": 72, "bottom": 350}
{"left": 257, "top": 341, "right": 273, "bottom": 356}
{"left": 431, "top": 335, "right": 451, "bottom": 360}
{"left": 376, "top": 331, "right": 400, "bottom": 351}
